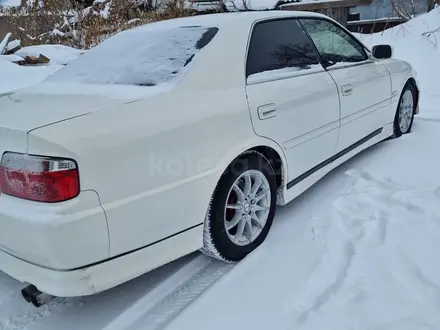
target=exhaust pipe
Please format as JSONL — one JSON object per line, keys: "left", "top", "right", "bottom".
{"left": 21, "top": 285, "right": 55, "bottom": 307}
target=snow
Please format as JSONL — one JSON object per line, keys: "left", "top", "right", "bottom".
{"left": 15, "top": 82, "right": 169, "bottom": 100}
{"left": 45, "top": 26, "right": 219, "bottom": 87}
{"left": 247, "top": 65, "right": 324, "bottom": 84}
{"left": 100, "top": 1, "right": 112, "bottom": 18}
{"left": 0, "top": 44, "right": 83, "bottom": 94}
{"left": 354, "top": 7, "right": 440, "bottom": 120}
{"left": 0, "top": 7, "right": 440, "bottom": 330}
{"left": 0, "top": 54, "right": 24, "bottom": 62}
{"left": 0, "top": 32, "right": 11, "bottom": 54}
{"left": 0, "top": 60, "right": 61, "bottom": 94}
{"left": 5, "top": 39, "right": 20, "bottom": 53}
{"left": 14, "top": 45, "right": 84, "bottom": 65}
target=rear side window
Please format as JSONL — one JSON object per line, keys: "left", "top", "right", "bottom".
{"left": 246, "top": 19, "right": 320, "bottom": 78}
{"left": 45, "top": 26, "right": 219, "bottom": 87}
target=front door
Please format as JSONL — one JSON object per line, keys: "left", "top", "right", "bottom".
{"left": 299, "top": 18, "right": 392, "bottom": 152}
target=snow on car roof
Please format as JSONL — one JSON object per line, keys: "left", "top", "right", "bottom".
{"left": 127, "top": 11, "right": 327, "bottom": 32}
{"left": 46, "top": 25, "right": 221, "bottom": 87}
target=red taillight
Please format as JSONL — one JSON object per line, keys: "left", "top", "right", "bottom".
{"left": 0, "top": 152, "right": 80, "bottom": 203}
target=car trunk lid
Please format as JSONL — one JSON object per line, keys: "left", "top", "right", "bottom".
{"left": 0, "top": 82, "right": 166, "bottom": 133}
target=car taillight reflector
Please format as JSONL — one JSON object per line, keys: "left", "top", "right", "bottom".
{"left": 0, "top": 152, "right": 80, "bottom": 203}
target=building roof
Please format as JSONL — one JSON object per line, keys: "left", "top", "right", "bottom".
{"left": 279, "top": 0, "right": 372, "bottom": 10}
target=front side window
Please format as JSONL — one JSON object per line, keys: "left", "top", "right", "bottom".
{"left": 45, "top": 25, "right": 219, "bottom": 87}
{"left": 300, "top": 19, "right": 368, "bottom": 67}
{"left": 246, "top": 19, "right": 320, "bottom": 79}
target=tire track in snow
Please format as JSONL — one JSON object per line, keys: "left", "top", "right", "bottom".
{"left": 356, "top": 170, "right": 440, "bottom": 312}
{"left": 0, "top": 254, "right": 228, "bottom": 330}
{"left": 286, "top": 168, "right": 440, "bottom": 328}
{"left": 286, "top": 225, "right": 355, "bottom": 324}
{"left": 285, "top": 170, "right": 393, "bottom": 324}
{"left": 103, "top": 255, "right": 233, "bottom": 330}
{"left": 130, "top": 262, "right": 232, "bottom": 330}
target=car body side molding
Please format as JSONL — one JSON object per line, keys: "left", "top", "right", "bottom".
{"left": 287, "top": 127, "right": 383, "bottom": 189}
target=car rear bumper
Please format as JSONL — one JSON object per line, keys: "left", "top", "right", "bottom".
{"left": 0, "top": 191, "right": 109, "bottom": 271}
{"left": 0, "top": 223, "right": 203, "bottom": 297}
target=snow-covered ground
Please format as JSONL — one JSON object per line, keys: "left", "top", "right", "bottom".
{"left": 0, "top": 60, "right": 61, "bottom": 94}
{"left": 14, "top": 45, "right": 84, "bottom": 65}
{"left": 0, "top": 44, "right": 84, "bottom": 94}
{"left": 0, "top": 7, "right": 440, "bottom": 330}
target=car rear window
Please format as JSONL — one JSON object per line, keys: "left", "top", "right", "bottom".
{"left": 45, "top": 25, "right": 219, "bottom": 87}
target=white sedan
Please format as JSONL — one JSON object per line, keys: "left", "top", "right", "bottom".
{"left": 0, "top": 10, "right": 419, "bottom": 306}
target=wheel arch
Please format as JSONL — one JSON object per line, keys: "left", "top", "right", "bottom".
{"left": 406, "top": 77, "right": 419, "bottom": 113}
{"left": 247, "top": 145, "right": 284, "bottom": 188}
{"left": 204, "top": 137, "right": 288, "bottom": 217}
{"left": 215, "top": 138, "right": 288, "bottom": 190}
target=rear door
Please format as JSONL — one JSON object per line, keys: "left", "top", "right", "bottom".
{"left": 245, "top": 18, "right": 340, "bottom": 184}
{"left": 299, "top": 18, "right": 391, "bottom": 152}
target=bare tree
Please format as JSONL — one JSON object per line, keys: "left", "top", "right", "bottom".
{"left": 389, "top": 0, "right": 416, "bottom": 19}
{"left": 389, "top": 0, "right": 437, "bottom": 19}
{"left": 272, "top": 43, "right": 318, "bottom": 69}
{"left": 227, "top": 0, "right": 252, "bottom": 11}
{"left": 422, "top": 23, "right": 440, "bottom": 47}
{"left": 427, "top": 0, "right": 438, "bottom": 11}
{"left": 4, "top": 0, "right": 196, "bottom": 49}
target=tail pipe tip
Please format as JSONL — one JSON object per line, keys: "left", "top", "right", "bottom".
{"left": 21, "top": 285, "right": 55, "bottom": 307}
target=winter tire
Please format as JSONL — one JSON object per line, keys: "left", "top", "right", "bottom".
{"left": 393, "top": 81, "right": 417, "bottom": 138}
{"left": 201, "top": 151, "right": 277, "bottom": 262}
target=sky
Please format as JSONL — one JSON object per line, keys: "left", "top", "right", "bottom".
{"left": 0, "top": 0, "right": 20, "bottom": 6}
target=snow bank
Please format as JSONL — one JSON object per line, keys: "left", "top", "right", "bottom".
{"left": 14, "top": 45, "right": 84, "bottom": 66}
{"left": 0, "top": 54, "right": 24, "bottom": 63}
{"left": 355, "top": 7, "right": 440, "bottom": 119}
{"left": 0, "top": 60, "right": 61, "bottom": 94}
{"left": 0, "top": 43, "right": 79, "bottom": 93}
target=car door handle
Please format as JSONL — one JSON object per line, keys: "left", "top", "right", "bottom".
{"left": 257, "top": 104, "right": 277, "bottom": 120}
{"left": 341, "top": 85, "right": 353, "bottom": 96}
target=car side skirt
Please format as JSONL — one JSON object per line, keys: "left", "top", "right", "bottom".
{"left": 277, "top": 123, "right": 393, "bottom": 206}
{"left": 287, "top": 127, "right": 383, "bottom": 190}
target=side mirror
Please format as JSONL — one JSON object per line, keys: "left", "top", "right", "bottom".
{"left": 372, "top": 44, "right": 393, "bottom": 59}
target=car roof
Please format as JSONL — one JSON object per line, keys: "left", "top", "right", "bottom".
{"left": 128, "top": 10, "right": 329, "bottom": 33}
{"left": 173, "top": 10, "right": 328, "bottom": 25}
